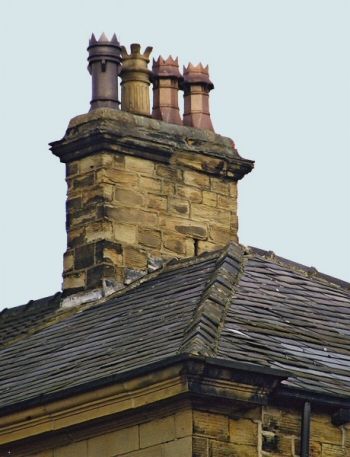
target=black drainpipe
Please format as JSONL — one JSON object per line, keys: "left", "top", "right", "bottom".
{"left": 300, "top": 401, "right": 311, "bottom": 457}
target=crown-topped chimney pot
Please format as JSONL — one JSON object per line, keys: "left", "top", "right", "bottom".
{"left": 120, "top": 44, "right": 153, "bottom": 116}
{"left": 87, "top": 33, "right": 121, "bottom": 111}
{"left": 152, "top": 56, "right": 183, "bottom": 125}
{"left": 182, "top": 63, "right": 214, "bottom": 131}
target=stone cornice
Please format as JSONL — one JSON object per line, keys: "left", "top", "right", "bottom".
{"left": 0, "top": 356, "right": 286, "bottom": 446}
{"left": 50, "top": 109, "right": 254, "bottom": 181}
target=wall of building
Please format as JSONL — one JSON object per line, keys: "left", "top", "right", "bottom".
{"left": 192, "top": 406, "right": 348, "bottom": 457}
{"left": 63, "top": 150, "right": 238, "bottom": 291}
{"left": 27, "top": 404, "right": 348, "bottom": 457}
{"left": 31, "top": 408, "right": 193, "bottom": 457}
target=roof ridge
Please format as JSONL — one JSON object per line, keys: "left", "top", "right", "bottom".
{"left": 247, "top": 246, "right": 350, "bottom": 292}
{"left": 178, "top": 242, "right": 245, "bottom": 356}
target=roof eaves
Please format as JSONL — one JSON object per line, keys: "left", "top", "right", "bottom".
{"left": 0, "top": 353, "right": 288, "bottom": 418}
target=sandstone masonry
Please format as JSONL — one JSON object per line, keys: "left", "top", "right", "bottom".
{"left": 51, "top": 108, "right": 253, "bottom": 294}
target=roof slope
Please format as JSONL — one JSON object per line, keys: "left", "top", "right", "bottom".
{"left": 0, "top": 243, "right": 349, "bottom": 413}
{"left": 217, "top": 248, "right": 350, "bottom": 398}
{"left": 0, "top": 253, "right": 219, "bottom": 411}
{"left": 0, "top": 293, "right": 61, "bottom": 347}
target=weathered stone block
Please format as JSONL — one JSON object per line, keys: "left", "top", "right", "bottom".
{"left": 321, "top": 444, "right": 346, "bottom": 457}
{"left": 163, "top": 235, "right": 187, "bottom": 255}
{"left": 87, "top": 426, "right": 139, "bottom": 457}
{"left": 79, "top": 152, "right": 124, "bottom": 174}
{"left": 82, "top": 184, "right": 114, "bottom": 207}
{"left": 311, "top": 416, "right": 343, "bottom": 444}
{"left": 140, "top": 176, "right": 162, "bottom": 192}
{"left": 96, "top": 168, "right": 138, "bottom": 187}
{"left": 119, "top": 445, "right": 162, "bottom": 457}
{"left": 66, "top": 196, "right": 82, "bottom": 212}
{"left": 209, "top": 225, "right": 231, "bottom": 244}
{"left": 160, "top": 216, "right": 207, "bottom": 239}
{"left": 106, "top": 206, "right": 158, "bottom": 227}
{"left": 115, "top": 188, "right": 144, "bottom": 206}
{"left": 202, "top": 191, "right": 217, "bottom": 207}
{"left": 178, "top": 226, "right": 207, "bottom": 239}
{"left": 85, "top": 221, "right": 114, "bottom": 243}
{"left": 73, "top": 172, "right": 95, "bottom": 189}
{"left": 63, "top": 271, "right": 86, "bottom": 290}
{"left": 63, "top": 250, "right": 74, "bottom": 272}
{"left": 193, "top": 410, "right": 229, "bottom": 441}
{"left": 176, "top": 185, "right": 202, "bottom": 203}
{"left": 147, "top": 194, "right": 168, "bottom": 210}
{"left": 54, "top": 440, "right": 88, "bottom": 457}
{"left": 185, "top": 238, "right": 195, "bottom": 256}
{"left": 156, "top": 164, "right": 180, "bottom": 180}
{"left": 229, "top": 418, "right": 258, "bottom": 445}
{"left": 95, "top": 240, "right": 122, "bottom": 265}
{"left": 162, "top": 180, "right": 176, "bottom": 194}
{"left": 183, "top": 170, "right": 210, "bottom": 189}
{"left": 310, "top": 441, "right": 322, "bottom": 457}
{"left": 197, "top": 240, "right": 220, "bottom": 254}
{"left": 210, "top": 178, "right": 230, "bottom": 195}
{"left": 229, "top": 182, "right": 237, "bottom": 197}
{"left": 191, "top": 204, "right": 230, "bottom": 226}
{"left": 140, "top": 416, "right": 176, "bottom": 448}
{"left": 210, "top": 441, "right": 257, "bottom": 457}
{"left": 124, "top": 246, "right": 148, "bottom": 269}
{"left": 217, "top": 195, "right": 232, "bottom": 209}
{"left": 175, "top": 409, "right": 193, "bottom": 438}
{"left": 278, "top": 409, "right": 301, "bottom": 435}
{"left": 66, "top": 162, "right": 79, "bottom": 177}
{"left": 67, "top": 227, "right": 85, "bottom": 248}
{"left": 176, "top": 152, "right": 225, "bottom": 174}
{"left": 193, "top": 436, "right": 208, "bottom": 457}
{"left": 162, "top": 436, "right": 192, "bottom": 457}
{"left": 125, "top": 156, "right": 155, "bottom": 174}
{"left": 86, "top": 264, "right": 116, "bottom": 289}
{"left": 68, "top": 206, "right": 99, "bottom": 228}
{"left": 168, "top": 198, "right": 190, "bottom": 216}
{"left": 138, "top": 228, "right": 161, "bottom": 249}
{"left": 74, "top": 244, "right": 95, "bottom": 270}
{"left": 114, "top": 223, "right": 138, "bottom": 244}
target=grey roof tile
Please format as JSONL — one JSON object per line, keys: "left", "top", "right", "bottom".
{"left": 0, "top": 243, "right": 349, "bottom": 413}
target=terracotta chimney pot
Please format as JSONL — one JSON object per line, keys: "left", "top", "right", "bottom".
{"left": 152, "top": 56, "right": 182, "bottom": 125}
{"left": 182, "top": 63, "right": 214, "bottom": 131}
{"left": 120, "top": 44, "right": 153, "bottom": 115}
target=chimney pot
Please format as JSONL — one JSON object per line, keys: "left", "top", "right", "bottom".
{"left": 120, "top": 44, "right": 153, "bottom": 115}
{"left": 87, "top": 33, "right": 121, "bottom": 111}
{"left": 182, "top": 63, "right": 214, "bottom": 131}
{"left": 152, "top": 56, "right": 183, "bottom": 125}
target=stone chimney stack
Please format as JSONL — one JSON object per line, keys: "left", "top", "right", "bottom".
{"left": 87, "top": 33, "right": 121, "bottom": 111}
{"left": 182, "top": 63, "right": 214, "bottom": 131}
{"left": 120, "top": 44, "right": 153, "bottom": 115}
{"left": 50, "top": 35, "right": 254, "bottom": 296}
{"left": 152, "top": 56, "right": 182, "bottom": 125}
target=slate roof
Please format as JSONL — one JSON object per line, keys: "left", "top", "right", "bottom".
{"left": 0, "top": 243, "right": 349, "bottom": 413}
{"left": 0, "top": 293, "right": 61, "bottom": 347}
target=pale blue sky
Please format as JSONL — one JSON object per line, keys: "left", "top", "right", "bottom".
{"left": 1, "top": 0, "right": 349, "bottom": 308}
